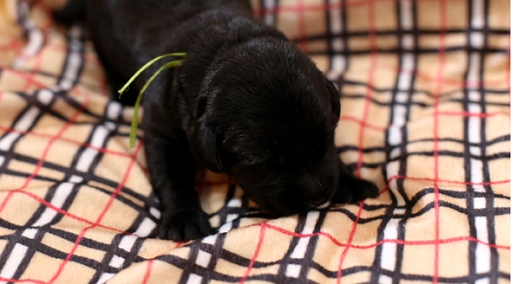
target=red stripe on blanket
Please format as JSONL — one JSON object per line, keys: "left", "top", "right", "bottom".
{"left": 355, "top": 0, "right": 378, "bottom": 178}
{"left": 257, "top": 0, "right": 395, "bottom": 16}
{"left": 296, "top": 0, "right": 309, "bottom": 53}
{"left": 339, "top": 115, "right": 387, "bottom": 131}
{"left": 14, "top": 190, "right": 135, "bottom": 235}
{"left": 1, "top": 68, "right": 52, "bottom": 89}
{"left": 0, "top": 124, "right": 136, "bottom": 160}
{"left": 0, "top": 38, "right": 23, "bottom": 54}
{"left": 260, "top": 222, "right": 510, "bottom": 250}
{"left": 387, "top": 175, "right": 510, "bottom": 187}
{"left": 0, "top": 276, "right": 47, "bottom": 284}
{"left": 240, "top": 222, "right": 267, "bottom": 283}
{"left": 0, "top": 95, "right": 89, "bottom": 194}
{"left": 385, "top": 63, "right": 510, "bottom": 89}
{"left": 22, "top": 51, "right": 43, "bottom": 91}
{"left": 337, "top": 201, "right": 364, "bottom": 283}
{"left": 433, "top": 111, "right": 510, "bottom": 118}
{"left": 142, "top": 258, "right": 154, "bottom": 284}
{"left": 48, "top": 141, "right": 144, "bottom": 284}
{"left": 432, "top": 0, "right": 448, "bottom": 282}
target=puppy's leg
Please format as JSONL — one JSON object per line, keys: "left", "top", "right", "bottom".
{"left": 144, "top": 113, "right": 212, "bottom": 241}
{"left": 332, "top": 160, "right": 379, "bottom": 204}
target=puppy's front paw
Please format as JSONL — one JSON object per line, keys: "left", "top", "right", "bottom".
{"left": 348, "top": 178, "right": 380, "bottom": 202}
{"left": 159, "top": 207, "right": 213, "bottom": 242}
{"left": 332, "top": 163, "right": 380, "bottom": 204}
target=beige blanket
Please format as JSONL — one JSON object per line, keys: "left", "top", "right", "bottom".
{"left": 0, "top": 0, "right": 510, "bottom": 283}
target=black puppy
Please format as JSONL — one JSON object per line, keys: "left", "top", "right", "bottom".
{"left": 55, "top": 0, "right": 379, "bottom": 241}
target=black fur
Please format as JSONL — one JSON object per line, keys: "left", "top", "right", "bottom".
{"left": 55, "top": 0, "right": 379, "bottom": 241}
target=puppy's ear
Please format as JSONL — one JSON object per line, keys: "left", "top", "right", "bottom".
{"left": 174, "top": 76, "right": 225, "bottom": 173}
{"left": 192, "top": 121, "right": 225, "bottom": 173}
{"left": 325, "top": 79, "right": 341, "bottom": 117}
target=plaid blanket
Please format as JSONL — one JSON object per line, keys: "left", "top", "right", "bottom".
{"left": 0, "top": 0, "right": 510, "bottom": 283}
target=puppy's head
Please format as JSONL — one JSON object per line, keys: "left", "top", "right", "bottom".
{"left": 190, "top": 38, "right": 342, "bottom": 216}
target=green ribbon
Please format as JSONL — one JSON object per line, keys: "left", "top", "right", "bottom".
{"left": 118, "top": 53, "right": 186, "bottom": 148}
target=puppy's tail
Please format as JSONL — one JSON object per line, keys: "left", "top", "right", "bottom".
{"left": 53, "top": 0, "right": 86, "bottom": 25}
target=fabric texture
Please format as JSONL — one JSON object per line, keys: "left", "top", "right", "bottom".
{"left": 0, "top": 0, "right": 510, "bottom": 283}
